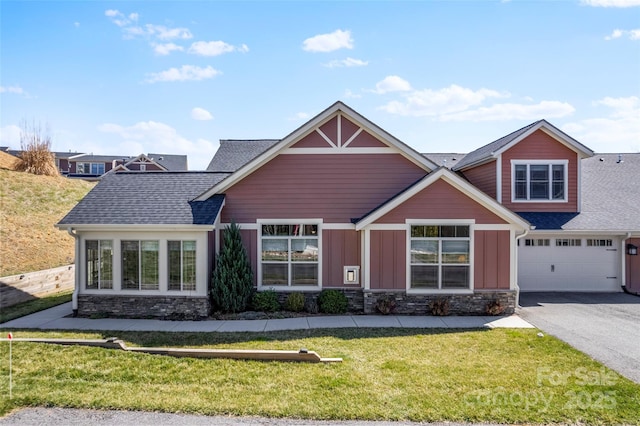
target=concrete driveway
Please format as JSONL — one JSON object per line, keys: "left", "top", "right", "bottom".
{"left": 518, "top": 292, "right": 640, "bottom": 384}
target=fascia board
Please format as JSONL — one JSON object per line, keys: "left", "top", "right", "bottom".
{"left": 54, "top": 224, "right": 215, "bottom": 232}
{"left": 355, "top": 168, "right": 530, "bottom": 231}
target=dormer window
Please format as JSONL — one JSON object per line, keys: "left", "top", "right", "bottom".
{"left": 511, "top": 160, "right": 568, "bottom": 202}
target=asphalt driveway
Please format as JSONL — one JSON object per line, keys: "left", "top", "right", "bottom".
{"left": 518, "top": 292, "right": 640, "bottom": 384}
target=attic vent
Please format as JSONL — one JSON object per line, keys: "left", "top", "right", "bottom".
{"left": 617, "top": 154, "right": 623, "bottom": 164}
{"left": 158, "top": 156, "right": 164, "bottom": 160}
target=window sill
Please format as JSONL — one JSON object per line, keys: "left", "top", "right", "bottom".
{"left": 406, "top": 289, "right": 473, "bottom": 295}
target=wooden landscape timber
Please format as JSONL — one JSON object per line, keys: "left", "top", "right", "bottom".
{"left": 0, "top": 337, "right": 343, "bottom": 363}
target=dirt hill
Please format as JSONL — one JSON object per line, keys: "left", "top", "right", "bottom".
{"left": 0, "top": 150, "right": 22, "bottom": 171}
{"left": 0, "top": 169, "right": 95, "bottom": 276}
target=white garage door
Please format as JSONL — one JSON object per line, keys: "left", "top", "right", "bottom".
{"left": 518, "top": 236, "right": 622, "bottom": 292}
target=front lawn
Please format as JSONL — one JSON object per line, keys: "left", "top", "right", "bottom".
{"left": 0, "top": 328, "right": 638, "bottom": 424}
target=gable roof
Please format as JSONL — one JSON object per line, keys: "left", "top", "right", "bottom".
{"left": 422, "top": 153, "right": 466, "bottom": 169}
{"left": 196, "top": 101, "right": 438, "bottom": 200}
{"left": 520, "top": 153, "right": 640, "bottom": 232}
{"left": 56, "top": 172, "right": 228, "bottom": 229}
{"left": 206, "top": 140, "right": 280, "bottom": 172}
{"left": 453, "top": 120, "right": 594, "bottom": 171}
{"left": 148, "top": 153, "right": 188, "bottom": 171}
{"left": 354, "top": 167, "right": 530, "bottom": 231}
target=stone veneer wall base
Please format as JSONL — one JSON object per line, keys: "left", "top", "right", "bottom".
{"left": 77, "top": 295, "right": 210, "bottom": 320}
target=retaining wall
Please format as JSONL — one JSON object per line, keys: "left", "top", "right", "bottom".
{"left": 0, "top": 265, "right": 74, "bottom": 308}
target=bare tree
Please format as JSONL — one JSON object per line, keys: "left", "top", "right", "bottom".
{"left": 16, "top": 120, "right": 58, "bottom": 176}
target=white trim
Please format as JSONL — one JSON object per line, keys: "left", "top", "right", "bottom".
{"left": 510, "top": 159, "right": 569, "bottom": 203}
{"left": 282, "top": 147, "right": 397, "bottom": 155}
{"left": 316, "top": 128, "right": 337, "bottom": 148}
{"left": 355, "top": 168, "right": 529, "bottom": 231}
{"left": 323, "top": 223, "right": 356, "bottom": 230}
{"left": 495, "top": 121, "right": 594, "bottom": 159}
{"left": 474, "top": 224, "right": 517, "bottom": 231}
{"left": 195, "top": 101, "right": 437, "bottom": 200}
{"left": 55, "top": 224, "right": 214, "bottom": 232}
{"left": 363, "top": 229, "right": 371, "bottom": 290}
{"left": 496, "top": 155, "right": 502, "bottom": 203}
{"left": 577, "top": 152, "right": 582, "bottom": 212}
{"left": 406, "top": 219, "right": 474, "bottom": 225}
{"left": 337, "top": 113, "right": 342, "bottom": 147}
{"left": 342, "top": 128, "right": 363, "bottom": 148}
{"left": 363, "top": 224, "right": 407, "bottom": 231}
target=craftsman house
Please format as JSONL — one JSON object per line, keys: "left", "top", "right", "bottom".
{"left": 56, "top": 101, "right": 640, "bottom": 319}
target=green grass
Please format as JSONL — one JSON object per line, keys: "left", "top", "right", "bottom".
{"left": 0, "top": 328, "right": 638, "bottom": 424}
{"left": 0, "top": 291, "right": 72, "bottom": 324}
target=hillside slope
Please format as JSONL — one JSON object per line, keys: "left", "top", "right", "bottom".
{"left": 0, "top": 168, "right": 95, "bottom": 276}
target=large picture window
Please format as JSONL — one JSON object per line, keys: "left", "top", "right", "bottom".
{"left": 121, "top": 240, "right": 159, "bottom": 290}
{"left": 168, "top": 240, "right": 196, "bottom": 291}
{"left": 86, "top": 240, "right": 113, "bottom": 289}
{"left": 261, "top": 224, "right": 318, "bottom": 287}
{"left": 410, "top": 225, "right": 470, "bottom": 290}
{"left": 513, "top": 161, "right": 567, "bottom": 201}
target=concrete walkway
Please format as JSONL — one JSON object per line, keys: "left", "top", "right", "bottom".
{"left": 0, "top": 302, "right": 533, "bottom": 331}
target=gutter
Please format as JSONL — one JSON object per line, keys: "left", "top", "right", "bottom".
{"left": 622, "top": 232, "right": 634, "bottom": 295}
{"left": 66, "top": 227, "right": 80, "bottom": 316}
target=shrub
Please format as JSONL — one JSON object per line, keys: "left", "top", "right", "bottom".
{"left": 486, "top": 299, "right": 505, "bottom": 316}
{"left": 429, "top": 297, "right": 450, "bottom": 316}
{"left": 16, "top": 120, "right": 58, "bottom": 177}
{"left": 318, "top": 289, "right": 348, "bottom": 314}
{"left": 210, "top": 222, "right": 254, "bottom": 313}
{"left": 285, "top": 292, "right": 306, "bottom": 312}
{"left": 252, "top": 290, "right": 281, "bottom": 312}
{"left": 375, "top": 295, "right": 397, "bottom": 315}
{"left": 305, "top": 299, "right": 319, "bottom": 314}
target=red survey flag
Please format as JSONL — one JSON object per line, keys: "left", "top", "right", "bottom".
{"left": 7, "top": 332, "right": 12, "bottom": 340}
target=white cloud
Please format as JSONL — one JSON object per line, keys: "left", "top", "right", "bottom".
{"left": 188, "top": 40, "right": 249, "bottom": 56}
{"left": 562, "top": 96, "right": 640, "bottom": 152}
{"left": 97, "top": 120, "right": 218, "bottom": 170}
{"left": 324, "top": 57, "right": 368, "bottom": 68}
{"left": 344, "top": 89, "right": 361, "bottom": 99}
{"left": 191, "top": 107, "right": 213, "bottom": 121}
{"left": 303, "top": 29, "right": 353, "bottom": 53}
{"left": 0, "top": 85, "right": 25, "bottom": 95}
{"left": 379, "top": 84, "right": 508, "bottom": 116}
{"left": 373, "top": 75, "right": 412, "bottom": 94}
{"left": 605, "top": 28, "right": 640, "bottom": 40}
{"left": 104, "top": 9, "right": 133, "bottom": 27}
{"left": 106, "top": 10, "right": 192, "bottom": 41}
{"left": 439, "top": 100, "right": 575, "bottom": 122}
{"left": 145, "top": 24, "right": 192, "bottom": 40}
{"left": 581, "top": 0, "right": 640, "bottom": 6}
{"left": 0, "top": 125, "right": 21, "bottom": 146}
{"left": 145, "top": 65, "right": 221, "bottom": 83}
{"left": 153, "top": 43, "right": 184, "bottom": 55}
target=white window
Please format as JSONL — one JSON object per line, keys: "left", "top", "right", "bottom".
{"left": 512, "top": 161, "right": 567, "bottom": 202}
{"left": 587, "top": 239, "right": 613, "bottom": 247}
{"left": 524, "top": 239, "right": 550, "bottom": 247}
{"left": 168, "top": 240, "right": 196, "bottom": 291}
{"left": 556, "top": 238, "right": 581, "bottom": 247}
{"left": 86, "top": 240, "right": 113, "bottom": 289}
{"left": 410, "top": 225, "right": 470, "bottom": 290}
{"left": 260, "top": 224, "right": 319, "bottom": 287}
{"left": 121, "top": 240, "right": 159, "bottom": 290}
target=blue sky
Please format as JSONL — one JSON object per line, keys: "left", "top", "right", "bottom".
{"left": 1, "top": 0, "right": 639, "bottom": 170}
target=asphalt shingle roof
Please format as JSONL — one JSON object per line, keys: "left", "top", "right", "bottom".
{"left": 453, "top": 121, "right": 542, "bottom": 170}
{"left": 57, "top": 172, "right": 228, "bottom": 226}
{"left": 147, "top": 153, "right": 188, "bottom": 171}
{"left": 422, "top": 153, "right": 466, "bottom": 169}
{"left": 206, "top": 140, "right": 280, "bottom": 172}
{"left": 519, "top": 153, "right": 640, "bottom": 231}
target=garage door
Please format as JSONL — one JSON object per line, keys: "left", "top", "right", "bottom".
{"left": 518, "top": 236, "right": 622, "bottom": 292}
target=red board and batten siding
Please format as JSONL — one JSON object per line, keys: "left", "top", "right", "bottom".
{"left": 370, "top": 230, "right": 406, "bottom": 290}
{"left": 462, "top": 160, "right": 497, "bottom": 200}
{"left": 323, "top": 229, "right": 361, "bottom": 288}
{"left": 501, "top": 130, "right": 578, "bottom": 212}
{"left": 474, "top": 230, "right": 511, "bottom": 289}
{"left": 374, "top": 179, "right": 507, "bottom": 224}
{"left": 221, "top": 154, "right": 427, "bottom": 223}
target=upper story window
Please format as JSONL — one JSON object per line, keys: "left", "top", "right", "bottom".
{"left": 512, "top": 160, "right": 567, "bottom": 202}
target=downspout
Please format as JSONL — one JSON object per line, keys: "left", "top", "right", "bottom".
{"left": 514, "top": 227, "right": 531, "bottom": 308}
{"left": 622, "top": 233, "right": 631, "bottom": 294}
{"left": 67, "top": 227, "right": 80, "bottom": 317}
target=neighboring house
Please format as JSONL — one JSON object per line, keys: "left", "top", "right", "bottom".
{"left": 55, "top": 101, "right": 640, "bottom": 319}
{"left": 68, "top": 153, "right": 188, "bottom": 180}
{"left": 0, "top": 147, "right": 83, "bottom": 174}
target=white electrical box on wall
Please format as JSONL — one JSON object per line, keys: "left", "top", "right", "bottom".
{"left": 343, "top": 266, "right": 360, "bottom": 285}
